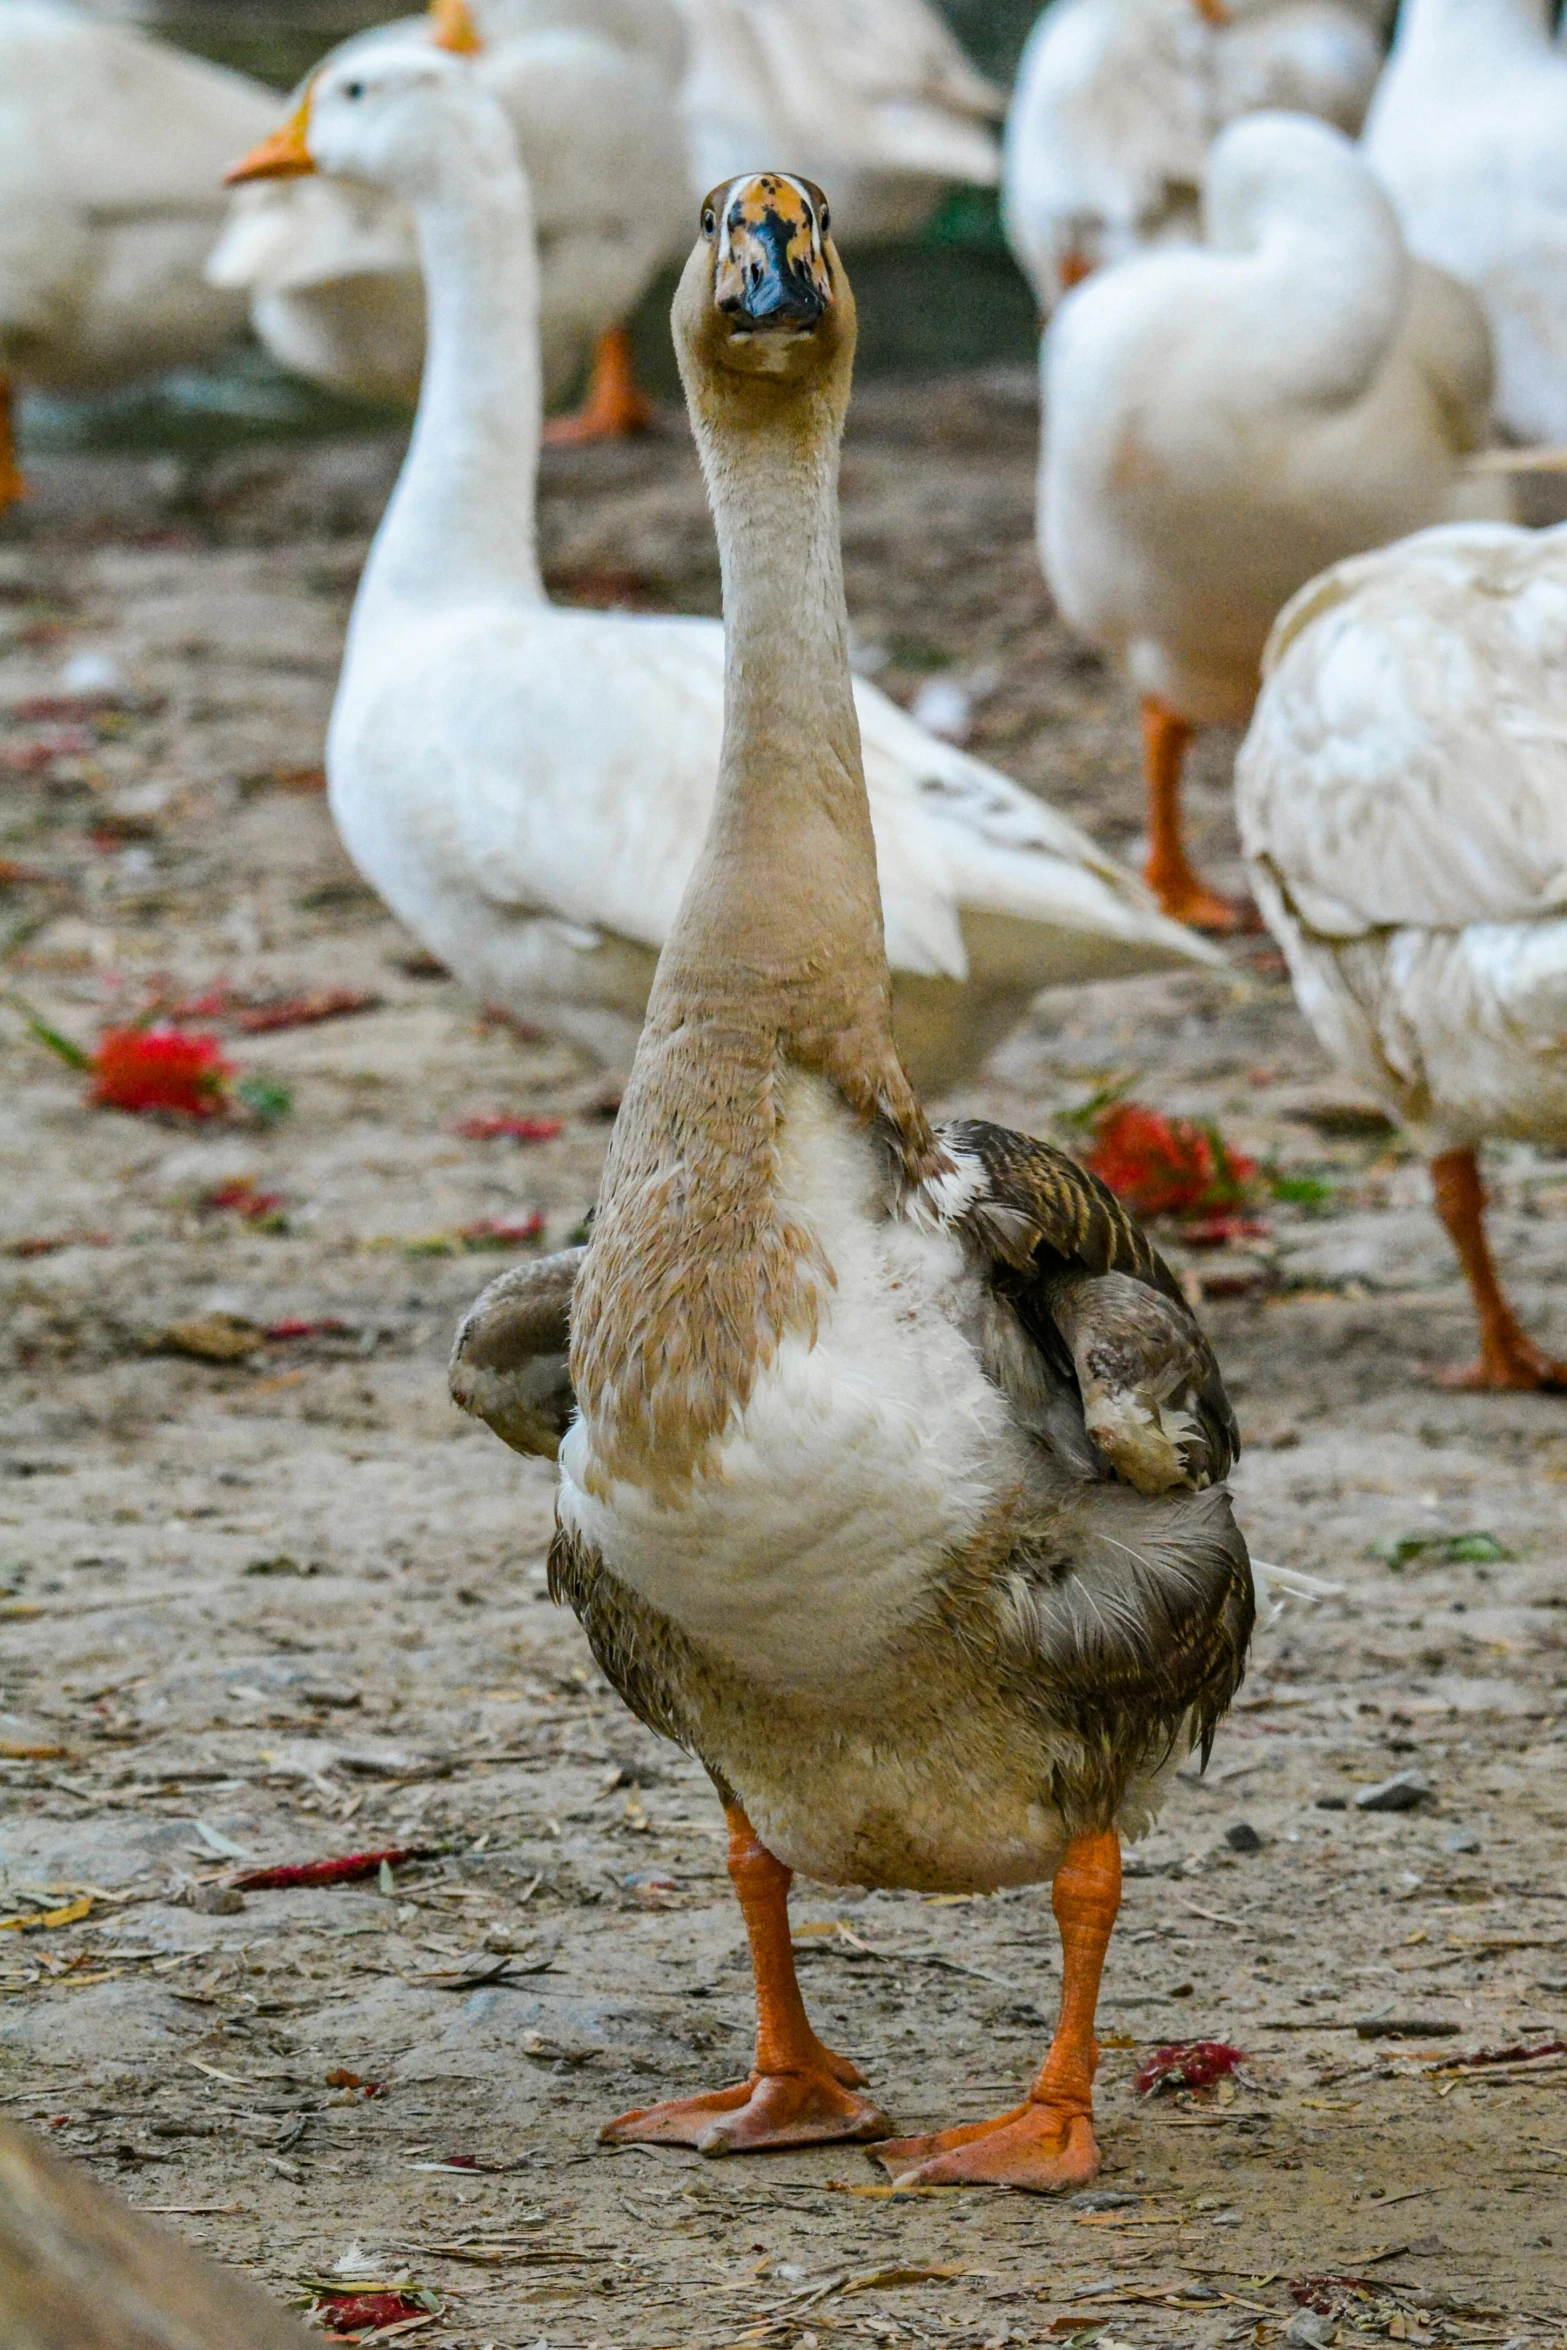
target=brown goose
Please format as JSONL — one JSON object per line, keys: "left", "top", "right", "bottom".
{"left": 452, "top": 172, "right": 1253, "bottom": 2190}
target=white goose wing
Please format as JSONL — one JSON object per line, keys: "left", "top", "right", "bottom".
{"left": 377, "top": 608, "right": 1215, "bottom": 986}
{"left": 1237, "top": 522, "right": 1567, "bottom": 939}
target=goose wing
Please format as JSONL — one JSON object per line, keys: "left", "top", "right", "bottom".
{"left": 397, "top": 609, "right": 1212, "bottom": 988}
{"left": 449, "top": 1246, "right": 583, "bottom": 1458}
{"left": 1238, "top": 521, "right": 1567, "bottom": 938}
{"left": 931, "top": 1116, "right": 1251, "bottom": 1777}
{"left": 934, "top": 1116, "right": 1238, "bottom": 1495}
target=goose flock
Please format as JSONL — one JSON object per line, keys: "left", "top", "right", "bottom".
{"left": 5, "top": 0, "right": 1567, "bottom": 2200}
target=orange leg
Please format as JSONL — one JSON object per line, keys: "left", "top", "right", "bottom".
{"left": 598, "top": 1803, "right": 889, "bottom": 2155}
{"left": 0, "top": 378, "right": 24, "bottom": 515}
{"left": 542, "top": 326, "right": 656, "bottom": 446}
{"left": 874, "top": 1829, "right": 1120, "bottom": 2192}
{"left": 1429, "top": 1147, "right": 1567, "bottom": 1391}
{"left": 1140, "top": 696, "right": 1258, "bottom": 934}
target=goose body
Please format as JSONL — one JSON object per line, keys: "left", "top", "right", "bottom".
{"left": 1003, "top": 0, "right": 1385, "bottom": 308}
{"left": 208, "top": 0, "right": 688, "bottom": 413}
{"left": 0, "top": 0, "right": 277, "bottom": 500}
{"left": 233, "top": 45, "right": 1217, "bottom": 1097}
{"left": 457, "top": 168, "right": 1253, "bottom": 2186}
{"left": 672, "top": 0, "right": 1003, "bottom": 247}
{"left": 1237, "top": 520, "right": 1567, "bottom": 1386}
{"left": 1364, "top": 0, "right": 1567, "bottom": 446}
{"left": 1040, "top": 109, "right": 1506, "bottom": 927}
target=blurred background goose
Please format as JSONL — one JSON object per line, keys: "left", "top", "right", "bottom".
{"left": 1238, "top": 521, "right": 1567, "bottom": 1391}
{"left": 1040, "top": 110, "right": 1507, "bottom": 931}
{"left": 209, "top": 0, "right": 689, "bottom": 438}
{"left": 673, "top": 0, "right": 1004, "bottom": 248}
{"left": 227, "top": 37, "right": 1217, "bottom": 1096}
{"left": 1364, "top": 0, "right": 1567, "bottom": 447}
{"left": 0, "top": 0, "right": 278, "bottom": 510}
{"left": 1003, "top": 0, "right": 1387, "bottom": 310}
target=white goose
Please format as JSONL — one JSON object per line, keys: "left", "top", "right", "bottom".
{"left": 1003, "top": 0, "right": 1386, "bottom": 309}
{"left": 1239, "top": 521, "right": 1567, "bottom": 1390}
{"left": 1364, "top": 0, "right": 1567, "bottom": 447}
{"left": 209, "top": 0, "right": 689, "bottom": 440}
{"left": 226, "top": 40, "right": 1216, "bottom": 1098}
{"left": 672, "top": 0, "right": 1004, "bottom": 247}
{"left": 0, "top": 0, "right": 279, "bottom": 510}
{"left": 1041, "top": 110, "right": 1507, "bottom": 931}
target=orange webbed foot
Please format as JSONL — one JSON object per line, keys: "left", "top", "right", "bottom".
{"left": 873, "top": 2100, "right": 1101, "bottom": 2193}
{"left": 1431, "top": 1337, "right": 1567, "bottom": 1392}
{"left": 541, "top": 326, "right": 655, "bottom": 445}
{"left": 601, "top": 2062, "right": 889, "bottom": 2156}
{"left": 1148, "top": 878, "right": 1263, "bottom": 935}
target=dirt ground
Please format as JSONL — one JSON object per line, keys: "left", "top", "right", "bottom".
{"left": 2, "top": 372, "right": 1565, "bottom": 2350}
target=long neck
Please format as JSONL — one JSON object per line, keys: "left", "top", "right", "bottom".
{"left": 647, "top": 379, "right": 895, "bottom": 1075}
{"left": 351, "top": 144, "right": 544, "bottom": 639}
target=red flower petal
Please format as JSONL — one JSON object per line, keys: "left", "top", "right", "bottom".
{"left": 89, "top": 1028, "right": 233, "bottom": 1120}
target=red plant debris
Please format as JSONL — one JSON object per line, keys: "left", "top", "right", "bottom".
{"left": 457, "top": 1214, "right": 547, "bottom": 1251}
{"left": 1290, "top": 2279, "right": 1386, "bottom": 2314}
{"left": 1179, "top": 1208, "right": 1271, "bottom": 1249}
{"left": 1134, "top": 2040, "right": 1248, "bottom": 2097}
{"left": 2, "top": 728, "right": 96, "bottom": 774}
{"left": 202, "top": 1179, "right": 284, "bottom": 1222}
{"left": 0, "top": 859, "right": 55, "bottom": 885}
{"left": 90, "top": 1028, "right": 233, "bottom": 1120}
{"left": 453, "top": 1113, "right": 564, "bottom": 1143}
{"left": 313, "top": 2291, "right": 429, "bottom": 2336}
{"left": 264, "top": 1317, "right": 351, "bottom": 1343}
{"left": 12, "top": 691, "right": 153, "bottom": 723}
{"left": 230, "top": 1845, "right": 439, "bottom": 1892}
{"left": 1426, "top": 2038, "right": 1567, "bottom": 2071}
{"left": 3, "top": 1231, "right": 111, "bottom": 1258}
{"left": 1083, "top": 1102, "right": 1257, "bottom": 1224}
{"left": 232, "top": 987, "right": 381, "bottom": 1034}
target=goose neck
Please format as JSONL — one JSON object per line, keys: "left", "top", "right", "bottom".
{"left": 649, "top": 379, "right": 891, "bottom": 1042}
{"left": 355, "top": 151, "right": 545, "bottom": 628}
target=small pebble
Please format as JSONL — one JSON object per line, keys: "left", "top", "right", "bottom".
{"left": 193, "top": 1885, "right": 245, "bottom": 1916}
{"left": 1355, "top": 1769, "right": 1433, "bottom": 1813}
{"left": 1069, "top": 2189, "right": 1141, "bottom": 2212}
{"left": 1315, "top": 1794, "right": 1347, "bottom": 1810}
{"left": 1285, "top": 2313, "right": 1334, "bottom": 2349}
{"left": 1444, "top": 1824, "right": 1481, "bottom": 1854}
{"left": 1226, "top": 1821, "right": 1263, "bottom": 1853}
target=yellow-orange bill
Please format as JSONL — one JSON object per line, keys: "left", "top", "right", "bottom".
{"left": 430, "top": 0, "right": 482, "bottom": 54}
{"left": 225, "top": 93, "right": 313, "bottom": 184}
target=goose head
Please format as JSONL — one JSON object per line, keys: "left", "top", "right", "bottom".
{"left": 225, "top": 0, "right": 493, "bottom": 198}
{"left": 674, "top": 173, "right": 855, "bottom": 414}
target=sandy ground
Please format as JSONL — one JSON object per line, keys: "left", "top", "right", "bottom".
{"left": 2, "top": 373, "right": 1565, "bottom": 2350}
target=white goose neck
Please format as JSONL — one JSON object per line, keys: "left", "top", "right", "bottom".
{"left": 353, "top": 136, "right": 545, "bottom": 635}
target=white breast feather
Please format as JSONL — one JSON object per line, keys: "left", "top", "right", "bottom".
{"left": 559, "top": 1074, "right": 1017, "bottom": 1693}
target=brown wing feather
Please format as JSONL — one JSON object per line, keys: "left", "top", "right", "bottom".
{"left": 938, "top": 1117, "right": 1240, "bottom": 1487}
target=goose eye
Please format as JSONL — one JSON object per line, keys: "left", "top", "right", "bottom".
{"left": 344, "top": 79, "right": 365, "bottom": 98}
{"left": 702, "top": 207, "right": 716, "bottom": 237}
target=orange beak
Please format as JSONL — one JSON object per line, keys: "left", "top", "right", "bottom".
{"left": 225, "top": 91, "right": 314, "bottom": 184}
{"left": 1192, "top": 0, "right": 1230, "bottom": 20}
{"left": 430, "top": 0, "right": 482, "bottom": 53}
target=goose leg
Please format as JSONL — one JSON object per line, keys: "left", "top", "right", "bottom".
{"left": 872, "top": 1829, "right": 1120, "bottom": 2192}
{"left": 598, "top": 1802, "right": 889, "bottom": 2154}
{"left": 1140, "top": 696, "right": 1257, "bottom": 934}
{"left": 0, "top": 378, "right": 23, "bottom": 514}
{"left": 1430, "top": 1146, "right": 1567, "bottom": 1390}
{"left": 542, "top": 327, "right": 656, "bottom": 446}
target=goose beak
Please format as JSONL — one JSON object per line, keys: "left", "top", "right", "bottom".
{"left": 713, "top": 174, "right": 832, "bottom": 335}
{"left": 225, "top": 92, "right": 314, "bottom": 184}
{"left": 430, "top": 0, "right": 483, "bottom": 52}
{"left": 1191, "top": 0, "right": 1230, "bottom": 20}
